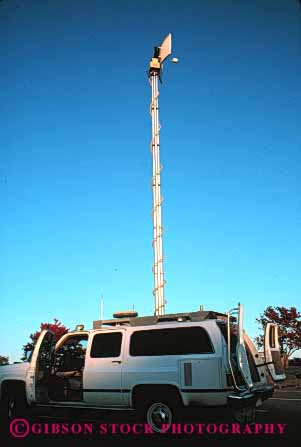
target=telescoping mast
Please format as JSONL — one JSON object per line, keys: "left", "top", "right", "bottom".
{"left": 148, "top": 34, "right": 177, "bottom": 316}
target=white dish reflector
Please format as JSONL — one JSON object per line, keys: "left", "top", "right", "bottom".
{"left": 159, "top": 33, "right": 172, "bottom": 63}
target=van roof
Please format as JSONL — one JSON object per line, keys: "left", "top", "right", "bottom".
{"left": 93, "top": 309, "right": 234, "bottom": 329}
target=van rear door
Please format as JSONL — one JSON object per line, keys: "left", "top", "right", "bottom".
{"left": 264, "top": 323, "right": 285, "bottom": 381}
{"left": 236, "top": 304, "right": 253, "bottom": 389}
{"left": 227, "top": 304, "right": 253, "bottom": 390}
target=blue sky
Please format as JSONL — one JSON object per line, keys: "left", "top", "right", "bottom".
{"left": 1, "top": 0, "right": 300, "bottom": 362}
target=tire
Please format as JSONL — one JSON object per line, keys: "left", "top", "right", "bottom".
{"left": 3, "top": 387, "right": 27, "bottom": 422}
{"left": 146, "top": 401, "right": 173, "bottom": 432}
{"left": 139, "top": 389, "right": 182, "bottom": 433}
{"left": 232, "top": 405, "right": 256, "bottom": 424}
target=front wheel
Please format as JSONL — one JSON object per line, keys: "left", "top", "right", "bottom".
{"left": 4, "top": 389, "right": 27, "bottom": 422}
{"left": 8, "top": 394, "right": 17, "bottom": 420}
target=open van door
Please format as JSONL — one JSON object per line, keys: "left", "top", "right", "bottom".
{"left": 264, "top": 323, "right": 286, "bottom": 382}
{"left": 227, "top": 304, "right": 253, "bottom": 390}
{"left": 26, "top": 330, "right": 55, "bottom": 404}
{"left": 236, "top": 304, "right": 253, "bottom": 389}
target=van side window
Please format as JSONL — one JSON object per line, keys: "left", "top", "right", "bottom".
{"left": 54, "top": 335, "right": 88, "bottom": 372}
{"left": 90, "top": 332, "right": 122, "bottom": 358}
{"left": 269, "top": 325, "right": 276, "bottom": 348}
{"left": 130, "top": 327, "right": 214, "bottom": 356}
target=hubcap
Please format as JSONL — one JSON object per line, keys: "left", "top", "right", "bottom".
{"left": 147, "top": 402, "right": 172, "bottom": 432}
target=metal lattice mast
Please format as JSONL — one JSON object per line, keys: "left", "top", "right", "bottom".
{"left": 148, "top": 33, "right": 173, "bottom": 316}
{"left": 150, "top": 72, "right": 164, "bottom": 316}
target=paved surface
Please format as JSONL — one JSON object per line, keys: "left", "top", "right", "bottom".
{"left": 255, "top": 389, "right": 300, "bottom": 442}
{"left": 1, "top": 390, "right": 299, "bottom": 447}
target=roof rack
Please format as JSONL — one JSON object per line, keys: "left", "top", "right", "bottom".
{"left": 93, "top": 309, "right": 234, "bottom": 329}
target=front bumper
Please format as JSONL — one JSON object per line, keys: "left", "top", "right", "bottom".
{"left": 227, "top": 384, "right": 274, "bottom": 410}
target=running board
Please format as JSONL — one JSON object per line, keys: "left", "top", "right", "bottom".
{"left": 35, "top": 403, "right": 134, "bottom": 411}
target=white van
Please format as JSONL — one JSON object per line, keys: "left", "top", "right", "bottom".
{"left": 0, "top": 304, "right": 285, "bottom": 432}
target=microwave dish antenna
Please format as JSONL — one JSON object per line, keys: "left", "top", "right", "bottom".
{"left": 148, "top": 33, "right": 176, "bottom": 316}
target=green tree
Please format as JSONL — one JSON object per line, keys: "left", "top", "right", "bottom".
{"left": 0, "top": 355, "right": 9, "bottom": 366}
{"left": 22, "top": 318, "right": 69, "bottom": 361}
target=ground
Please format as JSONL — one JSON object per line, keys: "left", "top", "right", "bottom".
{"left": 277, "top": 363, "right": 301, "bottom": 389}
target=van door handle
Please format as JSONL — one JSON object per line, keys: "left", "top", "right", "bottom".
{"left": 112, "top": 360, "right": 122, "bottom": 364}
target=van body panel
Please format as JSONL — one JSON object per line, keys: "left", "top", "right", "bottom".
{"left": 83, "top": 329, "right": 125, "bottom": 406}
{"left": 122, "top": 320, "right": 223, "bottom": 407}
{"left": 181, "top": 390, "right": 230, "bottom": 406}
{"left": 179, "top": 357, "right": 222, "bottom": 389}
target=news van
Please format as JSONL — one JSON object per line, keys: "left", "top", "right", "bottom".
{"left": 0, "top": 304, "right": 285, "bottom": 432}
